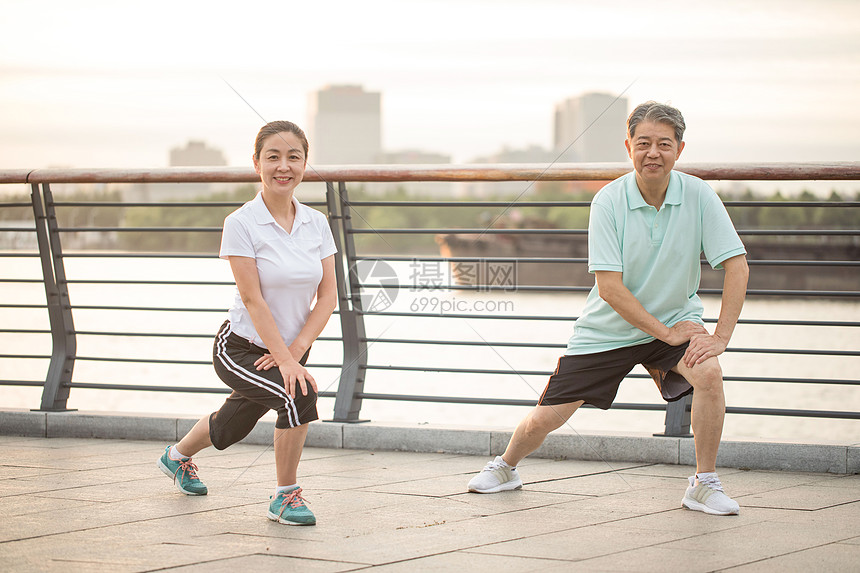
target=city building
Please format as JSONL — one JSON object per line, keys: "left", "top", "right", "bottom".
{"left": 554, "top": 92, "right": 628, "bottom": 163}
{"left": 307, "top": 85, "right": 382, "bottom": 165}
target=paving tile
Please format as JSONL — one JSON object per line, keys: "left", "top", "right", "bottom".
{"left": 0, "top": 435, "right": 856, "bottom": 572}
{"left": 468, "top": 520, "right": 692, "bottom": 561}
{"left": 365, "top": 551, "right": 574, "bottom": 572}
{"left": 725, "top": 543, "right": 860, "bottom": 572}
{"left": 740, "top": 484, "right": 860, "bottom": 511}
{"left": 167, "top": 553, "right": 366, "bottom": 572}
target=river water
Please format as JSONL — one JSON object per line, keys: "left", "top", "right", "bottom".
{"left": 2, "top": 255, "right": 858, "bottom": 443}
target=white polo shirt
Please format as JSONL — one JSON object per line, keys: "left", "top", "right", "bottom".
{"left": 220, "top": 192, "right": 337, "bottom": 348}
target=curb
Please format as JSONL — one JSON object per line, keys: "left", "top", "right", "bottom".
{"left": 1, "top": 409, "right": 857, "bottom": 474}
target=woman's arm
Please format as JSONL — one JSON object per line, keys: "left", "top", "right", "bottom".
{"left": 228, "top": 255, "right": 315, "bottom": 398}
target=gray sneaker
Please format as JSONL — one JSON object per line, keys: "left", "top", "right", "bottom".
{"left": 468, "top": 456, "right": 523, "bottom": 493}
{"left": 682, "top": 474, "right": 739, "bottom": 515}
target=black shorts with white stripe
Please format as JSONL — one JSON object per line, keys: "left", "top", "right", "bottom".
{"left": 209, "top": 321, "right": 317, "bottom": 450}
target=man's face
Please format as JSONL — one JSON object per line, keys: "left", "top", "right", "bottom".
{"left": 625, "top": 121, "right": 685, "bottom": 184}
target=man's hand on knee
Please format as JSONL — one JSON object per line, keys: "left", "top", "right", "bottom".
{"left": 683, "top": 332, "right": 728, "bottom": 368}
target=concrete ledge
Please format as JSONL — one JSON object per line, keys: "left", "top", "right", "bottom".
{"left": 846, "top": 446, "right": 860, "bottom": 474}
{"left": 342, "top": 422, "right": 491, "bottom": 455}
{"left": 46, "top": 411, "right": 178, "bottom": 441}
{"left": 1, "top": 410, "right": 856, "bottom": 474}
{"left": 681, "top": 438, "right": 851, "bottom": 474}
{"left": 0, "top": 409, "right": 47, "bottom": 437}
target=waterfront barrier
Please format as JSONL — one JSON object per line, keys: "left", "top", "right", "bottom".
{"left": 1, "top": 163, "right": 858, "bottom": 438}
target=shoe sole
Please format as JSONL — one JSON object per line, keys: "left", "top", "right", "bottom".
{"left": 468, "top": 480, "right": 523, "bottom": 494}
{"left": 156, "top": 458, "right": 208, "bottom": 496}
{"left": 682, "top": 497, "right": 739, "bottom": 516}
{"left": 267, "top": 511, "right": 316, "bottom": 526}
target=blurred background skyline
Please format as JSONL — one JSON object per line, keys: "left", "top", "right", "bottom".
{"left": 1, "top": 0, "right": 858, "bottom": 195}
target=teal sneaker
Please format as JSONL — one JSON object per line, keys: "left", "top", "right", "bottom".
{"left": 267, "top": 486, "right": 316, "bottom": 525}
{"left": 157, "top": 446, "right": 208, "bottom": 496}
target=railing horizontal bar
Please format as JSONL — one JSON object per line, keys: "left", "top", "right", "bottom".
{"left": 75, "top": 355, "right": 342, "bottom": 368}
{"left": 355, "top": 393, "right": 860, "bottom": 419}
{"left": 14, "top": 161, "right": 860, "bottom": 184}
{"left": 355, "top": 283, "right": 860, "bottom": 297}
{"left": 363, "top": 338, "right": 566, "bottom": 349}
{"left": 0, "top": 304, "right": 48, "bottom": 309}
{"left": 64, "top": 279, "right": 235, "bottom": 286}
{"left": 0, "top": 227, "right": 36, "bottom": 232}
{"left": 63, "top": 381, "right": 337, "bottom": 398}
{"left": 69, "top": 305, "right": 227, "bottom": 312}
{"left": 346, "top": 200, "right": 860, "bottom": 208}
{"left": 50, "top": 201, "right": 327, "bottom": 208}
{"left": 56, "top": 227, "right": 222, "bottom": 233}
{"left": 360, "top": 311, "right": 860, "bottom": 327}
{"left": 73, "top": 330, "right": 341, "bottom": 343}
{"left": 360, "top": 337, "right": 858, "bottom": 356}
{"left": 0, "top": 279, "right": 45, "bottom": 283}
{"left": 0, "top": 329, "right": 50, "bottom": 334}
{"left": 0, "top": 380, "right": 46, "bottom": 387}
{"left": 0, "top": 202, "right": 33, "bottom": 208}
{"left": 352, "top": 228, "right": 860, "bottom": 236}
{"left": 353, "top": 255, "right": 860, "bottom": 267}
{"left": 725, "top": 406, "right": 860, "bottom": 419}
{"left": 62, "top": 253, "right": 220, "bottom": 259}
{"left": 0, "top": 253, "right": 40, "bottom": 258}
{"left": 66, "top": 305, "right": 342, "bottom": 315}
{"left": 364, "top": 365, "right": 858, "bottom": 385}
{"left": 0, "top": 354, "right": 50, "bottom": 359}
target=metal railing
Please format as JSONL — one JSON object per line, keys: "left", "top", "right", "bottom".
{"left": 1, "top": 162, "right": 858, "bottom": 437}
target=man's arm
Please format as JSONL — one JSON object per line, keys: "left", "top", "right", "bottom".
{"left": 594, "top": 271, "right": 708, "bottom": 346}
{"left": 683, "top": 254, "right": 749, "bottom": 367}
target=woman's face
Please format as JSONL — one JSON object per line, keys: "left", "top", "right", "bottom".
{"left": 253, "top": 131, "right": 307, "bottom": 196}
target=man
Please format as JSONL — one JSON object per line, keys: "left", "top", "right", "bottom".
{"left": 467, "top": 101, "right": 749, "bottom": 515}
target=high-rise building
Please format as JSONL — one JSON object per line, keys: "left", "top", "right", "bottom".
{"left": 553, "top": 92, "right": 628, "bottom": 163}
{"left": 307, "top": 85, "right": 381, "bottom": 165}
{"left": 169, "top": 140, "right": 226, "bottom": 167}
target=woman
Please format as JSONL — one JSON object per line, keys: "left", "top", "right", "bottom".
{"left": 157, "top": 120, "right": 337, "bottom": 526}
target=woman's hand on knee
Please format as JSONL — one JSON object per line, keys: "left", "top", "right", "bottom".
{"left": 255, "top": 353, "right": 278, "bottom": 371}
{"left": 279, "top": 361, "right": 318, "bottom": 398}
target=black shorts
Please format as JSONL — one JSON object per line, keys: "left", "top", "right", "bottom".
{"left": 209, "top": 321, "right": 317, "bottom": 450}
{"left": 539, "top": 339, "right": 693, "bottom": 410}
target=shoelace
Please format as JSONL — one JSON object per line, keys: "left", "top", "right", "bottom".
{"left": 280, "top": 487, "right": 308, "bottom": 511}
{"left": 697, "top": 475, "right": 725, "bottom": 492}
{"left": 483, "top": 459, "right": 507, "bottom": 472}
{"left": 173, "top": 459, "right": 200, "bottom": 483}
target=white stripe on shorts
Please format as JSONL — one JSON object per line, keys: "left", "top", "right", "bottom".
{"left": 215, "top": 324, "right": 300, "bottom": 427}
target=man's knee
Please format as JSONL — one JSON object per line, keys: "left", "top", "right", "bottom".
{"left": 685, "top": 358, "right": 723, "bottom": 393}
{"left": 528, "top": 403, "right": 579, "bottom": 434}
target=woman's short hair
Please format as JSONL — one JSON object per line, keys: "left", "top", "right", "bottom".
{"left": 254, "top": 121, "right": 309, "bottom": 160}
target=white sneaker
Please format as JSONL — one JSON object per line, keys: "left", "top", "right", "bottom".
{"left": 682, "top": 474, "right": 740, "bottom": 515}
{"left": 468, "top": 456, "right": 523, "bottom": 493}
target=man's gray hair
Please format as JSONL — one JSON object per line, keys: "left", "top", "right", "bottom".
{"left": 627, "top": 101, "right": 686, "bottom": 143}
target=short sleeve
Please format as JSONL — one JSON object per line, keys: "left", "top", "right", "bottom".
{"left": 219, "top": 215, "right": 255, "bottom": 259}
{"left": 701, "top": 192, "right": 746, "bottom": 269}
{"left": 588, "top": 201, "right": 623, "bottom": 273}
{"left": 319, "top": 218, "right": 337, "bottom": 259}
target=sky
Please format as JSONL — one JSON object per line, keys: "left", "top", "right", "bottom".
{"left": 1, "top": 0, "right": 859, "bottom": 194}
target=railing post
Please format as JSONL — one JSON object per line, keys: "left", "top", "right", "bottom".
{"left": 31, "top": 183, "right": 77, "bottom": 411}
{"left": 654, "top": 393, "right": 692, "bottom": 437}
{"left": 327, "top": 182, "right": 369, "bottom": 422}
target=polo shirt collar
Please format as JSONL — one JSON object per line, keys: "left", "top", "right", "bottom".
{"left": 250, "top": 192, "right": 312, "bottom": 229}
{"left": 626, "top": 170, "right": 683, "bottom": 210}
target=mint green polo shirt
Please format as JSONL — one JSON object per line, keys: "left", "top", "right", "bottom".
{"left": 566, "top": 170, "right": 746, "bottom": 355}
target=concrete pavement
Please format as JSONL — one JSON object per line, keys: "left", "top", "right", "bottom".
{"left": 1, "top": 434, "right": 859, "bottom": 572}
